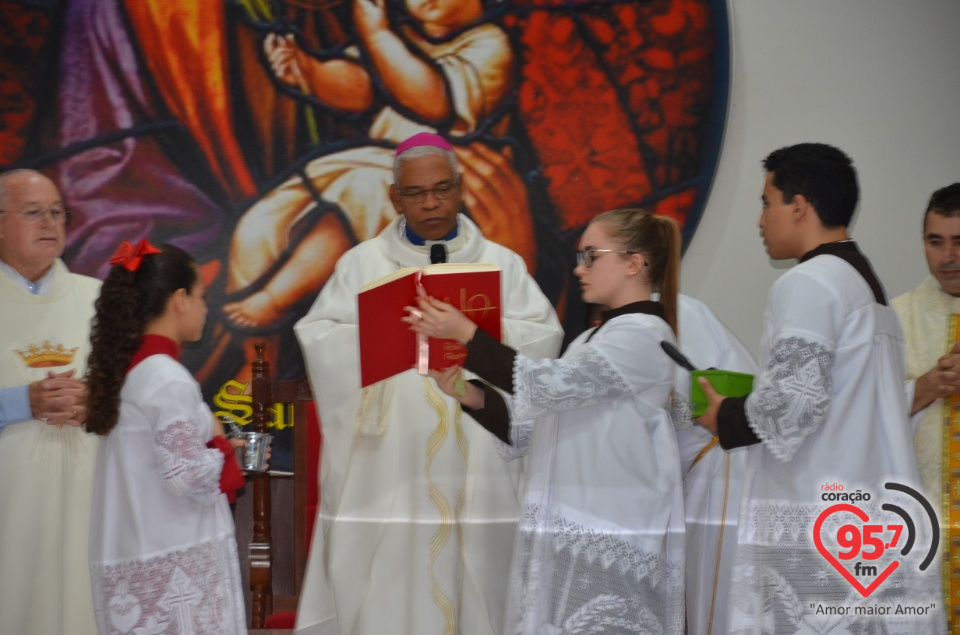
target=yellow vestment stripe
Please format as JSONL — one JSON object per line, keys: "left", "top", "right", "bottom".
{"left": 424, "top": 378, "right": 460, "bottom": 635}
{"left": 943, "top": 314, "right": 960, "bottom": 632}
{"left": 705, "top": 452, "right": 731, "bottom": 635}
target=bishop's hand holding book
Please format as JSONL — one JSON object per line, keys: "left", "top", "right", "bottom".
{"left": 357, "top": 263, "right": 502, "bottom": 387}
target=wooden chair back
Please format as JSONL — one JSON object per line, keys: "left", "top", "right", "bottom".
{"left": 242, "top": 341, "right": 317, "bottom": 629}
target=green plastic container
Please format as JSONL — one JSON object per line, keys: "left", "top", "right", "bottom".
{"left": 690, "top": 370, "right": 754, "bottom": 418}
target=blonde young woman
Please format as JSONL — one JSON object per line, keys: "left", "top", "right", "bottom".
{"left": 407, "top": 209, "right": 686, "bottom": 635}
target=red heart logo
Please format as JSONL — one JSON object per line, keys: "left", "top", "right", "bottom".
{"left": 813, "top": 503, "right": 899, "bottom": 597}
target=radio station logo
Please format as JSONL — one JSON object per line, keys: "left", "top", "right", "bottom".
{"left": 814, "top": 482, "right": 939, "bottom": 598}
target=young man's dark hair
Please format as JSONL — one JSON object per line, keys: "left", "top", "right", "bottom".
{"left": 923, "top": 182, "right": 960, "bottom": 226}
{"left": 762, "top": 143, "right": 858, "bottom": 228}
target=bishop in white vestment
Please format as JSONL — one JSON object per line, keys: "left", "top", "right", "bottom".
{"left": 294, "top": 213, "right": 562, "bottom": 635}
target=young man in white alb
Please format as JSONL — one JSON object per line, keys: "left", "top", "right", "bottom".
{"left": 697, "top": 143, "right": 943, "bottom": 633}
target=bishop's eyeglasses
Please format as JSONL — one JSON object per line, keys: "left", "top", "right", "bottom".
{"left": 576, "top": 248, "right": 636, "bottom": 268}
{"left": 398, "top": 180, "right": 460, "bottom": 204}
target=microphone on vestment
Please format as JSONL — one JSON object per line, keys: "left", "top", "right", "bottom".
{"left": 430, "top": 244, "right": 447, "bottom": 265}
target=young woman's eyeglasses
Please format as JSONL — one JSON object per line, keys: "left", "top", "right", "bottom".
{"left": 398, "top": 181, "right": 460, "bottom": 204}
{"left": 0, "top": 207, "right": 71, "bottom": 225}
{"left": 576, "top": 248, "right": 635, "bottom": 268}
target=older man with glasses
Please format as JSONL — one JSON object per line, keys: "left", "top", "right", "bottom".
{"left": 0, "top": 169, "right": 100, "bottom": 634}
{"left": 293, "top": 132, "right": 563, "bottom": 635}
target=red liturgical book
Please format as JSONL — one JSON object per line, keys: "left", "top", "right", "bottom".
{"left": 358, "top": 264, "right": 502, "bottom": 387}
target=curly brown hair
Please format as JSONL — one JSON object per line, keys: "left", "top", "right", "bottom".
{"left": 85, "top": 244, "right": 197, "bottom": 435}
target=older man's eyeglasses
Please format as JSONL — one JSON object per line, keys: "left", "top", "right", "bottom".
{"left": 398, "top": 181, "right": 460, "bottom": 204}
{"left": 576, "top": 248, "right": 636, "bottom": 268}
{"left": 0, "top": 207, "right": 71, "bottom": 225}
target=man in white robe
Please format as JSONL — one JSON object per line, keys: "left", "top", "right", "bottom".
{"left": 0, "top": 169, "right": 100, "bottom": 634}
{"left": 891, "top": 182, "right": 960, "bottom": 630}
{"left": 294, "top": 133, "right": 563, "bottom": 635}
{"left": 673, "top": 294, "right": 757, "bottom": 635}
{"left": 697, "top": 144, "right": 943, "bottom": 632}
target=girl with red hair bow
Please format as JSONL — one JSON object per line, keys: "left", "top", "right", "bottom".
{"left": 85, "top": 240, "right": 249, "bottom": 634}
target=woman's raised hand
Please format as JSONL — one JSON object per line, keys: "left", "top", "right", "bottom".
{"left": 403, "top": 295, "right": 479, "bottom": 344}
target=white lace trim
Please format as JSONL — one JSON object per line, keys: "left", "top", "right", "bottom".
{"left": 91, "top": 536, "right": 246, "bottom": 635}
{"left": 154, "top": 419, "right": 223, "bottom": 503}
{"left": 669, "top": 393, "right": 692, "bottom": 431}
{"left": 746, "top": 336, "right": 834, "bottom": 462}
{"left": 511, "top": 347, "right": 633, "bottom": 423}
{"left": 495, "top": 419, "right": 533, "bottom": 461}
{"left": 507, "top": 504, "right": 684, "bottom": 635}
{"left": 730, "top": 550, "right": 943, "bottom": 633}
{"left": 733, "top": 500, "right": 944, "bottom": 633}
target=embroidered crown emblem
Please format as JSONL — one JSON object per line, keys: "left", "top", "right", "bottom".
{"left": 15, "top": 341, "right": 79, "bottom": 368}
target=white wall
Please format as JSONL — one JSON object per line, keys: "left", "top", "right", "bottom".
{"left": 682, "top": 0, "right": 960, "bottom": 356}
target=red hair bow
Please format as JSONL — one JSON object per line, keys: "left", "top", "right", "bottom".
{"left": 109, "top": 239, "right": 162, "bottom": 272}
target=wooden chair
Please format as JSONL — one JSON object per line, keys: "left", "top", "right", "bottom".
{"left": 238, "top": 341, "right": 320, "bottom": 629}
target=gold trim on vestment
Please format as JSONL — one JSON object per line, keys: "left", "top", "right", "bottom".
{"left": 691, "top": 436, "right": 719, "bottom": 470}
{"left": 424, "top": 378, "right": 458, "bottom": 635}
{"left": 705, "top": 452, "right": 731, "bottom": 635}
{"left": 943, "top": 314, "right": 960, "bottom": 632}
{"left": 454, "top": 405, "right": 468, "bottom": 574}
